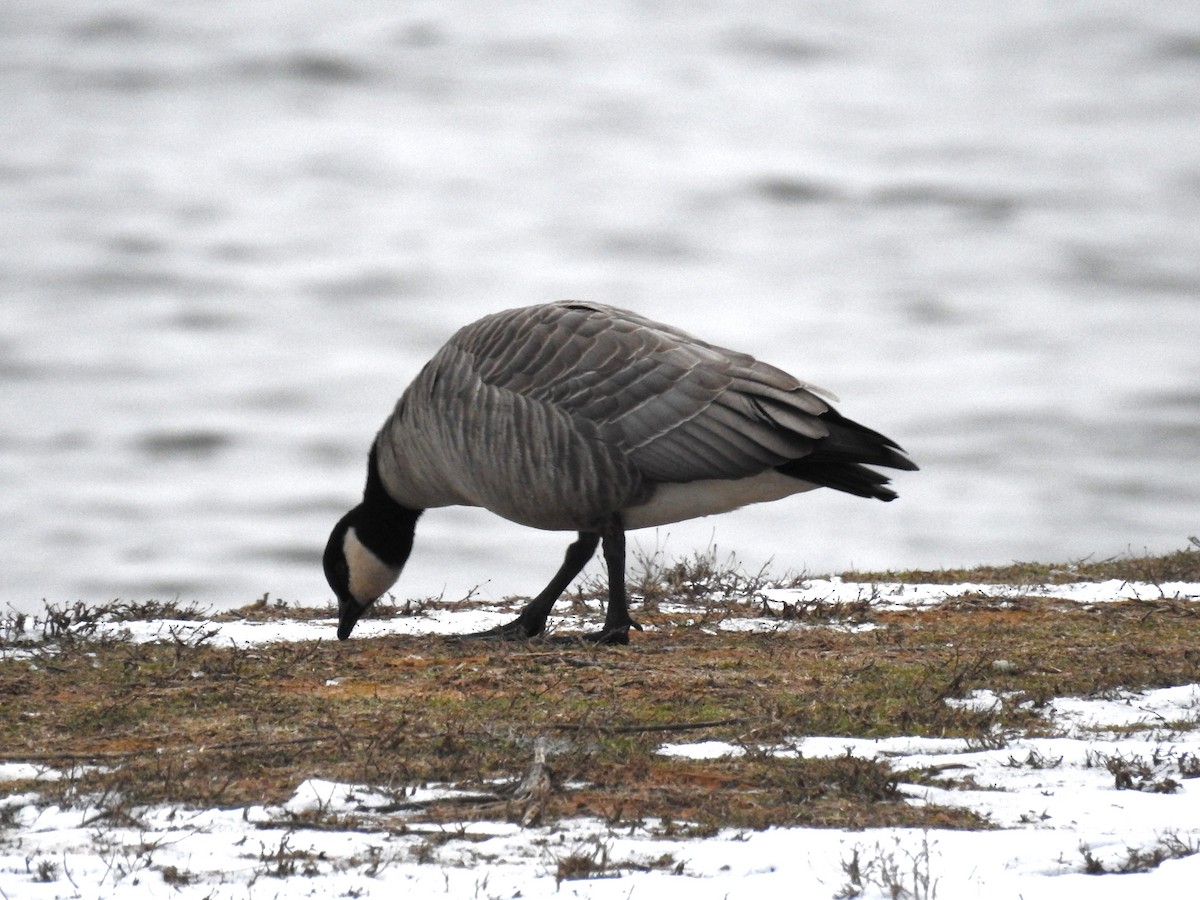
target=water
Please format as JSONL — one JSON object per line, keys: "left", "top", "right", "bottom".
{"left": 3, "top": 1, "right": 1199, "bottom": 614}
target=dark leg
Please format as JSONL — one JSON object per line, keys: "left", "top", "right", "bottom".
{"left": 589, "top": 515, "right": 642, "bottom": 644}
{"left": 465, "top": 531, "right": 600, "bottom": 639}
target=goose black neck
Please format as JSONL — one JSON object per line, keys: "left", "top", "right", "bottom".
{"left": 357, "top": 444, "right": 422, "bottom": 566}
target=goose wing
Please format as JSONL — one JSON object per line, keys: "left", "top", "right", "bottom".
{"left": 459, "top": 301, "right": 840, "bottom": 484}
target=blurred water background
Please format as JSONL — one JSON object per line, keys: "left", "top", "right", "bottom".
{"left": 2, "top": 1, "right": 1199, "bottom": 615}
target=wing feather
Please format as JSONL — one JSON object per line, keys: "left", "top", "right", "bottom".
{"left": 448, "top": 301, "right": 840, "bottom": 485}
{"left": 381, "top": 301, "right": 915, "bottom": 524}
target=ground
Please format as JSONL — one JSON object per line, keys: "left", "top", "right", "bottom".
{"left": 2, "top": 543, "right": 1200, "bottom": 898}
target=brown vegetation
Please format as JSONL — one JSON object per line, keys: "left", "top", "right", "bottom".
{"left": 3, "top": 544, "right": 1198, "bottom": 834}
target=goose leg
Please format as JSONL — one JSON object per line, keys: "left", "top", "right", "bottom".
{"left": 467, "top": 531, "right": 600, "bottom": 639}
{"left": 588, "top": 517, "right": 643, "bottom": 645}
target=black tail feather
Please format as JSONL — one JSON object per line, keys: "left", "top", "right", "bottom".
{"left": 776, "top": 408, "right": 917, "bottom": 501}
{"left": 777, "top": 457, "right": 900, "bottom": 501}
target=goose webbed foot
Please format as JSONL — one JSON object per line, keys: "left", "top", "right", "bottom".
{"left": 461, "top": 614, "right": 546, "bottom": 641}
{"left": 458, "top": 525, "right": 639, "bottom": 645}
{"left": 459, "top": 531, "right": 598, "bottom": 642}
{"left": 581, "top": 618, "right": 643, "bottom": 646}
{"left": 461, "top": 617, "right": 642, "bottom": 645}
{"left": 582, "top": 628, "right": 628, "bottom": 645}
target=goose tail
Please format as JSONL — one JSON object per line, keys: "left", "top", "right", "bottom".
{"left": 777, "top": 408, "right": 918, "bottom": 502}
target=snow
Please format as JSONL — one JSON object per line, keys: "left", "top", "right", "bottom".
{"left": 759, "top": 577, "right": 1200, "bottom": 609}
{"left": 9, "top": 576, "right": 1193, "bottom": 657}
{"left": 5, "top": 582, "right": 1200, "bottom": 898}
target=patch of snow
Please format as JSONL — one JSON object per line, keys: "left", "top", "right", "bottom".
{"left": 760, "top": 578, "right": 1200, "bottom": 612}
{"left": 8, "top": 578, "right": 1191, "bottom": 650}
{"left": 7, "top": 592, "right": 1200, "bottom": 897}
{"left": 944, "top": 688, "right": 1006, "bottom": 713}
{"left": 659, "top": 740, "right": 745, "bottom": 760}
{"left": 6, "top": 684, "right": 1200, "bottom": 898}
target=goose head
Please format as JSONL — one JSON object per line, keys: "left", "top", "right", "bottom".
{"left": 324, "top": 501, "right": 419, "bottom": 640}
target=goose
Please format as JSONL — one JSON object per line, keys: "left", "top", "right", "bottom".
{"left": 324, "top": 301, "right": 917, "bottom": 643}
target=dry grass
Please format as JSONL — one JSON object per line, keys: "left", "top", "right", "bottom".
{"left": 3, "top": 544, "right": 1199, "bottom": 834}
{"left": 844, "top": 538, "right": 1200, "bottom": 585}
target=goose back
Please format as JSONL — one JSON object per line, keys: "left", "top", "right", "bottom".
{"left": 373, "top": 301, "right": 902, "bottom": 531}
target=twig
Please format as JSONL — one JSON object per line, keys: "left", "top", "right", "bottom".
{"left": 0, "top": 735, "right": 329, "bottom": 764}
{"left": 549, "top": 716, "right": 757, "bottom": 735}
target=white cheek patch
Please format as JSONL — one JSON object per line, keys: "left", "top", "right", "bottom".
{"left": 343, "top": 528, "right": 401, "bottom": 607}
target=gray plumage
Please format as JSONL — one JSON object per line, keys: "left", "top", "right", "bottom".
{"left": 324, "top": 301, "right": 917, "bottom": 642}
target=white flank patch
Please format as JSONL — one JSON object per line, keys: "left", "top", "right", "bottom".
{"left": 623, "top": 472, "right": 819, "bottom": 530}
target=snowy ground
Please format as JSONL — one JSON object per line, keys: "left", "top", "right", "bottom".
{"left": 5, "top": 580, "right": 1200, "bottom": 899}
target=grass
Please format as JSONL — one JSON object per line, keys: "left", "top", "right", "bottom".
{"left": 843, "top": 537, "right": 1200, "bottom": 585}
{"left": 837, "top": 833, "right": 939, "bottom": 900}
{"left": 1079, "top": 830, "right": 1200, "bottom": 875}
{"left": 2, "top": 544, "right": 1199, "bottom": 835}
